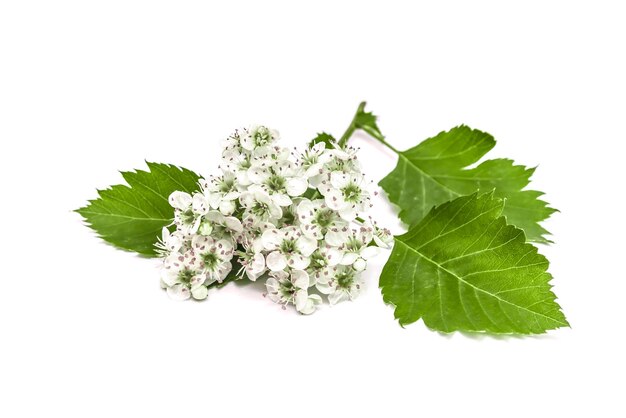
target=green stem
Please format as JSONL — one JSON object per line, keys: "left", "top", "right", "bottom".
{"left": 338, "top": 101, "right": 367, "bottom": 147}
{"left": 337, "top": 101, "right": 400, "bottom": 154}
{"left": 362, "top": 126, "right": 399, "bottom": 154}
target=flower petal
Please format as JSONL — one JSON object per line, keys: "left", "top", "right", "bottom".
{"left": 262, "top": 229, "right": 282, "bottom": 251}
{"left": 316, "top": 282, "right": 334, "bottom": 294}
{"left": 192, "top": 193, "right": 210, "bottom": 215}
{"left": 338, "top": 205, "right": 357, "bottom": 221}
{"left": 166, "top": 284, "right": 191, "bottom": 301}
{"left": 341, "top": 252, "right": 359, "bottom": 265}
{"left": 325, "top": 227, "right": 350, "bottom": 247}
{"left": 272, "top": 193, "right": 293, "bottom": 207}
{"left": 330, "top": 171, "right": 350, "bottom": 189}
{"left": 324, "top": 188, "right": 345, "bottom": 210}
{"left": 296, "top": 235, "right": 318, "bottom": 257}
{"left": 291, "top": 269, "right": 310, "bottom": 289}
{"left": 328, "top": 290, "right": 348, "bottom": 305}
{"left": 289, "top": 253, "right": 310, "bottom": 270}
{"left": 191, "top": 286, "right": 208, "bottom": 300}
{"left": 169, "top": 191, "right": 192, "bottom": 210}
{"left": 325, "top": 247, "right": 343, "bottom": 266}
{"left": 266, "top": 251, "right": 288, "bottom": 271}
{"left": 360, "top": 246, "right": 380, "bottom": 260}
{"left": 286, "top": 178, "right": 308, "bottom": 197}
{"left": 224, "top": 216, "right": 243, "bottom": 233}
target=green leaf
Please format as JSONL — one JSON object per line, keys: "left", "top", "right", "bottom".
{"left": 308, "top": 132, "right": 337, "bottom": 149}
{"left": 380, "top": 192, "right": 568, "bottom": 334}
{"left": 354, "top": 106, "right": 384, "bottom": 140}
{"left": 377, "top": 125, "right": 556, "bottom": 243}
{"left": 76, "top": 162, "right": 201, "bottom": 257}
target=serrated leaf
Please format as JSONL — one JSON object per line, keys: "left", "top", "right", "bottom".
{"left": 76, "top": 162, "right": 201, "bottom": 257}
{"left": 380, "top": 193, "right": 568, "bottom": 334}
{"left": 378, "top": 125, "right": 556, "bottom": 243}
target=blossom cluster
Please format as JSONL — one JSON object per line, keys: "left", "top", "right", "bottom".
{"left": 157, "top": 126, "right": 392, "bottom": 314}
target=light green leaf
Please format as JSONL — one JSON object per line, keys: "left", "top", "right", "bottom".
{"left": 380, "top": 192, "right": 568, "bottom": 334}
{"left": 377, "top": 125, "right": 556, "bottom": 243}
{"left": 76, "top": 162, "right": 201, "bottom": 257}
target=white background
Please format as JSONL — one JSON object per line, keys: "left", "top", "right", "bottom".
{"left": 1, "top": 1, "right": 624, "bottom": 417}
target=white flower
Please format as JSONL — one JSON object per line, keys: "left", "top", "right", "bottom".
{"left": 160, "top": 250, "right": 208, "bottom": 301}
{"left": 261, "top": 226, "right": 317, "bottom": 271}
{"left": 322, "top": 145, "right": 361, "bottom": 174}
{"left": 221, "top": 129, "right": 244, "bottom": 153}
{"left": 306, "top": 244, "right": 343, "bottom": 284}
{"left": 196, "top": 210, "right": 242, "bottom": 241}
{"left": 218, "top": 199, "right": 236, "bottom": 216}
{"left": 237, "top": 237, "right": 266, "bottom": 281}
{"left": 221, "top": 148, "right": 253, "bottom": 186}
{"left": 265, "top": 270, "right": 321, "bottom": 314}
{"left": 239, "top": 189, "right": 283, "bottom": 222}
{"left": 191, "top": 235, "right": 234, "bottom": 283}
{"left": 316, "top": 265, "right": 363, "bottom": 305}
{"left": 241, "top": 125, "right": 279, "bottom": 151}
{"left": 158, "top": 123, "right": 387, "bottom": 311}
{"left": 372, "top": 222, "right": 394, "bottom": 249}
{"left": 200, "top": 172, "right": 240, "bottom": 208}
{"left": 296, "top": 291, "right": 322, "bottom": 315}
{"left": 339, "top": 225, "right": 379, "bottom": 271}
{"left": 299, "top": 142, "right": 329, "bottom": 179}
{"left": 169, "top": 191, "right": 193, "bottom": 211}
{"left": 296, "top": 199, "right": 349, "bottom": 243}
{"left": 169, "top": 191, "right": 212, "bottom": 235}
{"left": 247, "top": 159, "right": 308, "bottom": 207}
{"left": 155, "top": 227, "right": 184, "bottom": 256}
{"left": 318, "top": 171, "right": 372, "bottom": 221}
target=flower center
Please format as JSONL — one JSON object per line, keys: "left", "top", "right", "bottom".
{"left": 219, "top": 177, "right": 235, "bottom": 193}
{"left": 252, "top": 202, "right": 270, "bottom": 217}
{"left": 201, "top": 252, "right": 220, "bottom": 270}
{"left": 341, "top": 183, "right": 361, "bottom": 203}
{"left": 266, "top": 174, "right": 286, "bottom": 192}
{"left": 180, "top": 209, "right": 196, "bottom": 225}
{"left": 279, "top": 280, "right": 296, "bottom": 299}
{"left": 303, "top": 152, "right": 318, "bottom": 167}
{"left": 239, "top": 155, "right": 251, "bottom": 170}
{"left": 253, "top": 127, "right": 273, "bottom": 147}
{"left": 309, "top": 250, "right": 327, "bottom": 271}
{"left": 314, "top": 208, "right": 335, "bottom": 228}
{"left": 280, "top": 239, "right": 297, "bottom": 254}
{"left": 346, "top": 236, "right": 363, "bottom": 252}
{"left": 336, "top": 270, "right": 354, "bottom": 289}
{"left": 281, "top": 208, "right": 296, "bottom": 226}
{"left": 177, "top": 268, "right": 195, "bottom": 285}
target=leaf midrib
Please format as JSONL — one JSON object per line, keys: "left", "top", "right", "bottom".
{"left": 77, "top": 210, "right": 171, "bottom": 222}
{"left": 398, "top": 153, "right": 459, "bottom": 197}
{"left": 394, "top": 238, "right": 567, "bottom": 326}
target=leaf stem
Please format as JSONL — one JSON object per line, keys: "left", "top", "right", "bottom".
{"left": 364, "top": 127, "right": 399, "bottom": 154}
{"left": 338, "top": 101, "right": 367, "bottom": 147}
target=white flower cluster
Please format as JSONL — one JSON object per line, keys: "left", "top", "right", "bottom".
{"left": 157, "top": 125, "right": 392, "bottom": 314}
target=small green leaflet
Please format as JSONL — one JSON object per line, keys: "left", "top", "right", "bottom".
{"left": 380, "top": 192, "right": 568, "bottom": 334}
{"left": 308, "top": 132, "right": 337, "bottom": 148}
{"left": 76, "top": 162, "right": 201, "bottom": 257}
